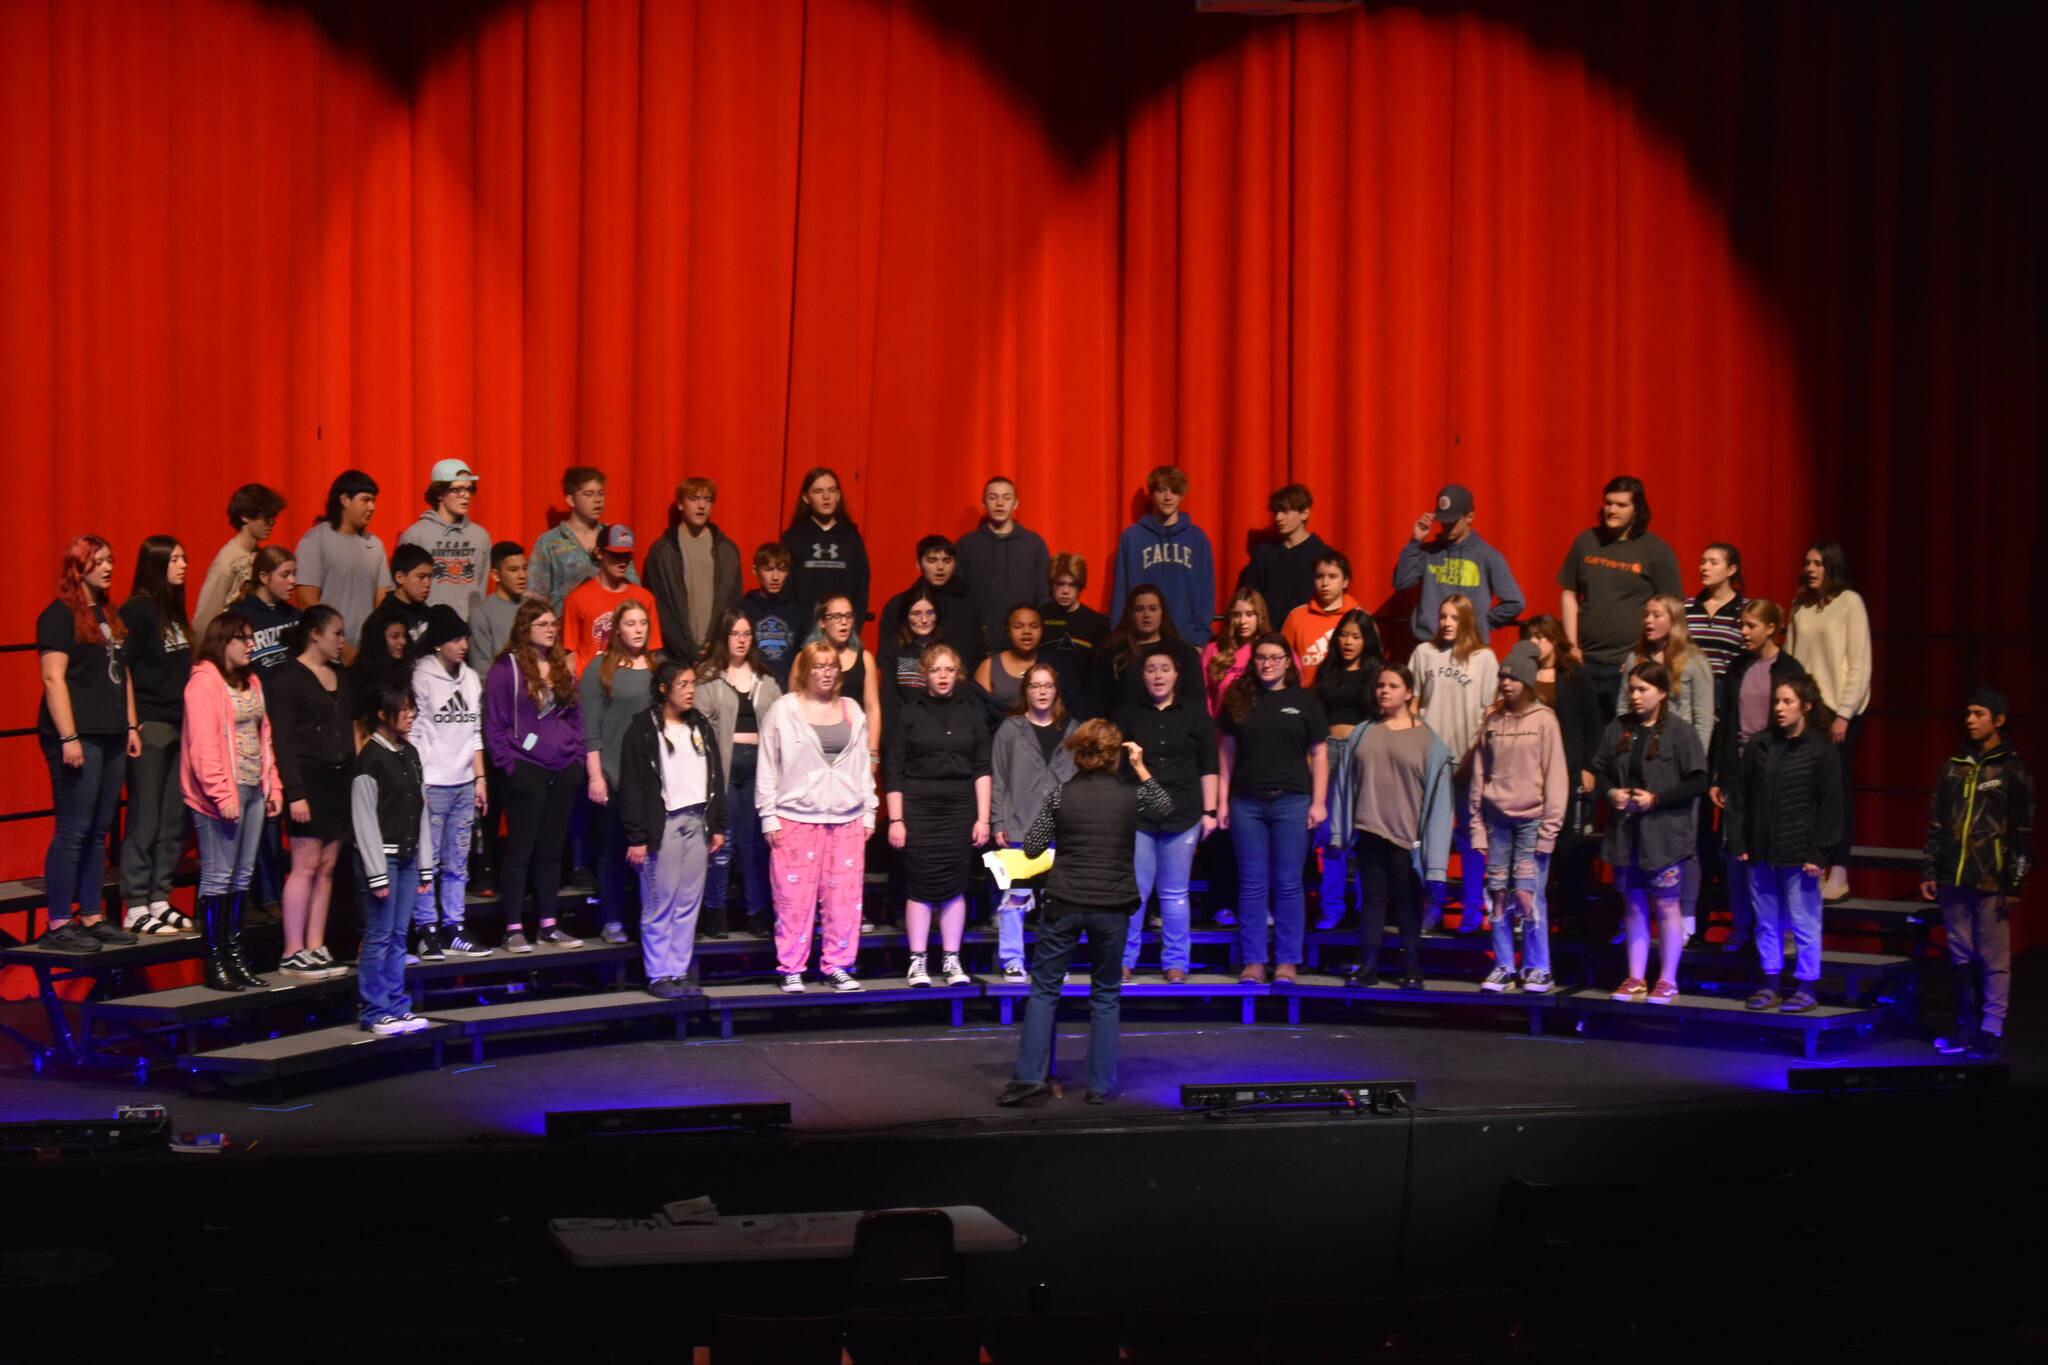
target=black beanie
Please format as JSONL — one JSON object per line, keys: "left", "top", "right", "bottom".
{"left": 1967, "top": 687, "right": 2009, "bottom": 723}
{"left": 420, "top": 604, "right": 470, "bottom": 652}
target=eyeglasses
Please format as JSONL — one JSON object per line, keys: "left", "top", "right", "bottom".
{"left": 822, "top": 612, "right": 855, "bottom": 622}
{"left": 1254, "top": 654, "right": 1289, "bottom": 666}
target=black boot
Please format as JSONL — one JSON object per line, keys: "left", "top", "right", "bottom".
{"left": 1397, "top": 947, "right": 1426, "bottom": 991}
{"left": 222, "top": 891, "right": 270, "bottom": 989}
{"left": 198, "top": 895, "right": 244, "bottom": 993}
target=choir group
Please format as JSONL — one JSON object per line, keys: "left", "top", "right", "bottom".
{"left": 31, "top": 463, "right": 2027, "bottom": 1059}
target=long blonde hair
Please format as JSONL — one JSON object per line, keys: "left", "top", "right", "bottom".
{"left": 595, "top": 600, "right": 656, "bottom": 699}
{"left": 1631, "top": 594, "right": 1696, "bottom": 704}
{"left": 1437, "top": 593, "right": 1484, "bottom": 664}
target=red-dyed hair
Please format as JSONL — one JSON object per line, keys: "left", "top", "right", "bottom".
{"left": 57, "top": 536, "right": 126, "bottom": 645}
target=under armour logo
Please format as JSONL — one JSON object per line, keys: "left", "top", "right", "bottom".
{"left": 812, "top": 543, "right": 840, "bottom": 560}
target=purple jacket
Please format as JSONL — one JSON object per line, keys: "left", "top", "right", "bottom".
{"left": 484, "top": 655, "right": 584, "bottom": 774}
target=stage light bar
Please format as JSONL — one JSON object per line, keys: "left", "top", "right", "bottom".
{"left": 1786, "top": 1063, "right": 2009, "bottom": 1094}
{"left": 545, "top": 1102, "right": 792, "bottom": 1139}
{"left": 1179, "top": 1079, "right": 1415, "bottom": 1115}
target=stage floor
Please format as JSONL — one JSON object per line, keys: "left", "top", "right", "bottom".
{"left": 6, "top": 964, "right": 2039, "bottom": 1149}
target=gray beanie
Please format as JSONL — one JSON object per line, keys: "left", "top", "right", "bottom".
{"left": 1502, "top": 640, "right": 1542, "bottom": 690}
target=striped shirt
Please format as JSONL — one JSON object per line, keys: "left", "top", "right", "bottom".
{"left": 1686, "top": 592, "right": 1746, "bottom": 679}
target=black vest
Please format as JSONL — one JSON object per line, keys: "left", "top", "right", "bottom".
{"left": 1047, "top": 771, "right": 1141, "bottom": 909}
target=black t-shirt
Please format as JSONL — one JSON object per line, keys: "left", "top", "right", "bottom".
{"left": 37, "top": 600, "right": 127, "bottom": 737}
{"left": 1115, "top": 697, "right": 1220, "bottom": 833}
{"left": 1031, "top": 720, "right": 1065, "bottom": 767}
{"left": 1218, "top": 686, "right": 1330, "bottom": 795}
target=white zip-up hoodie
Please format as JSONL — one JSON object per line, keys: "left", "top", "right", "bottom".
{"left": 755, "top": 692, "right": 878, "bottom": 832}
{"left": 408, "top": 659, "right": 485, "bottom": 787}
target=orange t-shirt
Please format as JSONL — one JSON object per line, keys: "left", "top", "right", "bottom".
{"left": 1281, "top": 595, "right": 1359, "bottom": 686}
{"left": 561, "top": 579, "right": 663, "bottom": 668}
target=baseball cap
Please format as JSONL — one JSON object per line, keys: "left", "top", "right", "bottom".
{"left": 428, "top": 459, "right": 480, "bottom": 485}
{"left": 1433, "top": 484, "right": 1474, "bottom": 524}
{"left": 600, "top": 524, "right": 636, "bottom": 553}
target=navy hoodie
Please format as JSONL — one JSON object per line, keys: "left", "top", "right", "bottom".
{"left": 1111, "top": 513, "right": 1216, "bottom": 646}
{"left": 741, "top": 587, "right": 803, "bottom": 688}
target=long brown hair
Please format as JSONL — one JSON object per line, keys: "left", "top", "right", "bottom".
{"left": 232, "top": 545, "right": 296, "bottom": 605}
{"left": 1208, "top": 587, "right": 1272, "bottom": 688}
{"left": 1100, "top": 583, "right": 1181, "bottom": 675}
{"left": 699, "top": 607, "right": 770, "bottom": 680}
{"left": 509, "top": 597, "right": 578, "bottom": 709}
{"left": 1005, "top": 661, "right": 1070, "bottom": 727}
{"left": 198, "top": 612, "right": 253, "bottom": 691}
{"left": 57, "top": 535, "right": 127, "bottom": 645}
{"left": 595, "top": 599, "right": 657, "bottom": 700}
{"left": 1519, "top": 614, "right": 1578, "bottom": 680}
{"left": 1222, "top": 632, "right": 1299, "bottom": 722}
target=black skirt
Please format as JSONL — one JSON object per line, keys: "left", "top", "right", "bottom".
{"left": 901, "top": 780, "right": 976, "bottom": 902}
{"left": 287, "top": 759, "right": 351, "bottom": 842}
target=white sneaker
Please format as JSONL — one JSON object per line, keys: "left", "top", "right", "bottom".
{"left": 1003, "top": 963, "right": 1028, "bottom": 984}
{"left": 367, "top": 1016, "right": 409, "bottom": 1037}
{"left": 941, "top": 953, "right": 971, "bottom": 986}
{"left": 826, "top": 968, "right": 863, "bottom": 993}
{"left": 1480, "top": 965, "right": 1517, "bottom": 993}
{"left": 780, "top": 973, "right": 806, "bottom": 994}
{"left": 1521, "top": 969, "right": 1554, "bottom": 994}
{"left": 905, "top": 953, "right": 932, "bottom": 988}
{"left": 396, "top": 1013, "right": 432, "bottom": 1033}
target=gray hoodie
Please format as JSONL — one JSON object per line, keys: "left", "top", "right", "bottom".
{"left": 400, "top": 513, "right": 493, "bottom": 616}
{"left": 695, "top": 668, "right": 784, "bottom": 780}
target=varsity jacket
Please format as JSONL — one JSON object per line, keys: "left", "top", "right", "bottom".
{"left": 1725, "top": 726, "right": 1843, "bottom": 868}
{"left": 615, "top": 707, "right": 729, "bottom": 856}
{"left": 1922, "top": 744, "right": 2034, "bottom": 895}
{"left": 350, "top": 732, "right": 435, "bottom": 891}
{"left": 409, "top": 659, "right": 486, "bottom": 787}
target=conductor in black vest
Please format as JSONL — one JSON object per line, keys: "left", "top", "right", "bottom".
{"left": 997, "top": 719, "right": 1173, "bottom": 1107}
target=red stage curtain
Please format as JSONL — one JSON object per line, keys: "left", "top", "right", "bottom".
{"left": 1, "top": 0, "right": 2039, "bottom": 947}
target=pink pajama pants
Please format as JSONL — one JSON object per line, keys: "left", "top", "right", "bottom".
{"left": 771, "top": 819, "right": 867, "bottom": 974}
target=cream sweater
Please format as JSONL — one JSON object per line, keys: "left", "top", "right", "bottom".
{"left": 1788, "top": 590, "right": 1872, "bottom": 718}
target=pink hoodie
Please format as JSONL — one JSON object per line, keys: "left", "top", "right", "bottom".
{"left": 180, "top": 661, "right": 279, "bottom": 821}
{"left": 1468, "top": 701, "right": 1567, "bottom": 854}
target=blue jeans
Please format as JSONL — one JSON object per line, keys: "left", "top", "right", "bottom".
{"left": 356, "top": 855, "right": 417, "bottom": 1023}
{"left": 1723, "top": 849, "right": 1755, "bottom": 939}
{"left": 194, "top": 784, "right": 267, "bottom": 897}
{"left": 1748, "top": 861, "right": 1821, "bottom": 983}
{"left": 41, "top": 732, "right": 126, "bottom": 924}
{"left": 1229, "top": 791, "right": 1311, "bottom": 966}
{"left": 995, "top": 889, "right": 1031, "bottom": 970}
{"left": 1451, "top": 778, "right": 1487, "bottom": 921}
{"left": 1125, "top": 824, "right": 1200, "bottom": 971}
{"left": 252, "top": 812, "right": 284, "bottom": 904}
{"left": 1482, "top": 813, "right": 1550, "bottom": 974}
{"left": 598, "top": 798, "right": 640, "bottom": 933}
{"left": 1014, "top": 903, "right": 1130, "bottom": 1096}
{"left": 1317, "top": 730, "right": 1360, "bottom": 922}
{"left": 706, "top": 743, "right": 769, "bottom": 913}
{"left": 416, "top": 783, "right": 475, "bottom": 927}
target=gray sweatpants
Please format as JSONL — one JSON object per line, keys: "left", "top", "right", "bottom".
{"left": 1940, "top": 887, "right": 2011, "bottom": 1034}
{"left": 639, "top": 805, "right": 708, "bottom": 982}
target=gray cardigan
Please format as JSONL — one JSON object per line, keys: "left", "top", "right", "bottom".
{"left": 696, "top": 668, "right": 784, "bottom": 778}
{"left": 991, "top": 714, "right": 1076, "bottom": 839}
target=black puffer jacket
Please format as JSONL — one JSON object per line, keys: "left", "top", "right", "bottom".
{"left": 1725, "top": 725, "right": 1842, "bottom": 868}
{"left": 1922, "top": 744, "right": 2033, "bottom": 895}
{"left": 1708, "top": 651, "right": 1810, "bottom": 787}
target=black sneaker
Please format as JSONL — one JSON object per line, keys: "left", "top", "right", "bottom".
{"left": 1932, "top": 1030, "right": 1973, "bottom": 1056}
{"left": 416, "top": 927, "right": 446, "bottom": 962}
{"left": 443, "top": 929, "right": 491, "bottom": 957}
{"left": 84, "top": 919, "right": 139, "bottom": 945}
{"left": 1966, "top": 1032, "right": 2004, "bottom": 1061}
{"left": 37, "top": 920, "right": 102, "bottom": 954}
{"left": 995, "top": 1081, "right": 1049, "bottom": 1108}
